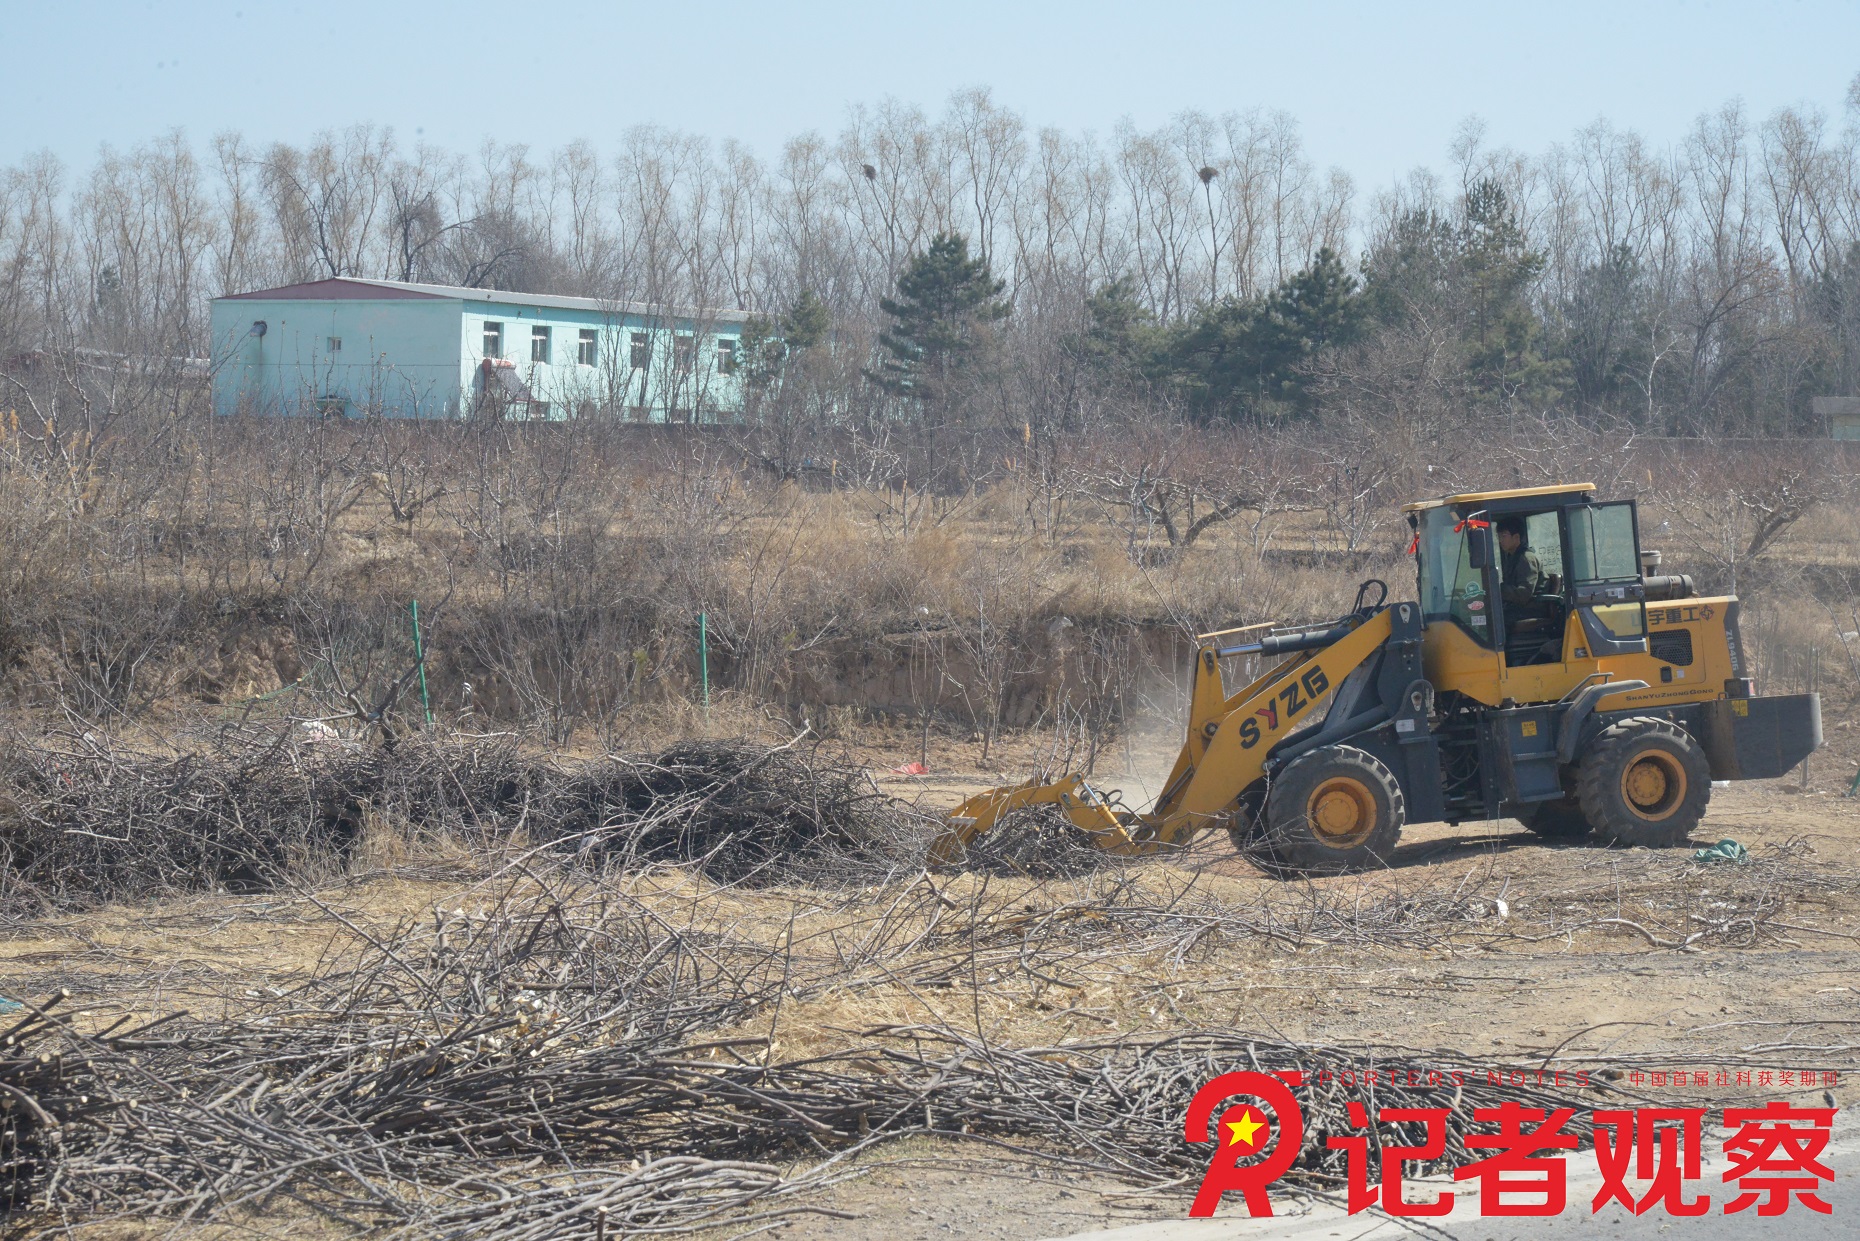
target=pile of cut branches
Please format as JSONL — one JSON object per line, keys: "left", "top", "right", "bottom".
{"left": 536, "top": 740, "right": 925, "bottom": 883}
{"left": 0, "top": 884, "right": 1642, "bottom": 1237}
{"left": 0, "top": 737, "right": 366, "bottom": 908}
{"left": 944, "top": 802, "right": 1118, "bottom": 879}
{"left": 0, "top": 732, "right": 932, "bottom": 909}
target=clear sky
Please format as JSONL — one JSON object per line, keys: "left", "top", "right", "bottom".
{"left": 9, "top": 0, "right": 1858, "bottom": 187}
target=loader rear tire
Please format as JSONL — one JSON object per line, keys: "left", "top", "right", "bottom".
{"left": 1575, "top": 717, "right": 1711, "bottom": 848}
{"left": 1258, "top": 745, "right": 1403, "bottom": 876}
{"left": 1513, "top": 796, "right": 1593, "bottom": 840}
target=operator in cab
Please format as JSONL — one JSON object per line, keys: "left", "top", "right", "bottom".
{"left": 1495, "top": 517, "right": 1544, "bottom": 613}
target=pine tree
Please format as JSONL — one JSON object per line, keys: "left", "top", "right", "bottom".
{"left": 1164, "top": 247, "right": 1365, "bottom": 419}
{"left": 1360, "top": 182, "right": 1569, "bottom": 408}
{"left": 1073, "top": 277, "right": 1165, "bottom": 380}
{"left": 1460, "top": 180, "right": 1563, "bottom": 403}
{"left": 781, "top": 288, "right": 831, "bottom": 351}
{"left": 1260, "top": 247, "right": 1366, "bottom": 359}
{"left": 869, "top": 232, "right": 1011, "bottom": 404}
{"left": 736, "top": 289, "right": 833, "bottom": 393}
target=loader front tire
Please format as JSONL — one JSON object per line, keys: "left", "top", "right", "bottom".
{"left": 1575, "top": 717, "right": 1711, "bottom": 848}
{"left": 1258, "top": 746, "right": 1403, "bottom": 876}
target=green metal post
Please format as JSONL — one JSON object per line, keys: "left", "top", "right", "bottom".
{"left": 699, "top": 611, "right": 710, "bottom": 711}
{"left": 411, "top": 600, "right": 434, "bottom": 727}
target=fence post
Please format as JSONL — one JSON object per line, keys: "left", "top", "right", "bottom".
{"left": 411, "top": 600, "right": 434, "bottom": 728}
{"left": 1800, "top": 647, "right": 1818, "bottom": 792}
{"left": 699, "top": 611, "right": 710, "bottom": 713}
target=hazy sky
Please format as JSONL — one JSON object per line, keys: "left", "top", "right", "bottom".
{"left": 10, "top": 0, "right": 1859, "bottom": 188}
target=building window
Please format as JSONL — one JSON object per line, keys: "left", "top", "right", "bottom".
{"left": 483, "top": 322, "right": 503, "bottom": 359}
{"left": 673, "top": 334, "right": 694, "bottom": 372}
{"left": 716, "top": 338, "right": 736, "bottom": 373}
{"left": 630, "top": 332, "right": 649, "bottom": 370}
{"left": 531, "top": 326, "right": 551, "bottom": 363}
{"left": 326, "top": 336, "right": 342, "bottom": 353}
{"left": 578, "top": 328, "right": 598, "bottom": 366}
{"left": 531, "top": 401, "right": 551, "bottom": 420}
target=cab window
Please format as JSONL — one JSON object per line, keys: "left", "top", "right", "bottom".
{"left": 1523, "top": 511, "right": 1563, "bottom": 578}
{"left": 1567, "top": 501, "right": 1647, "bottom": 646}
{"left": 1568, "top": 503, "right": 1638, "bottom": 582}
{"left": 1449, "top": 539, "right": 1494, "bottom": 641}
{"left": 1416, "top": 507, "right": 1496, "bottom": 647}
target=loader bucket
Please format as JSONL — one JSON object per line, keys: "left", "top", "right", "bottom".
{"left": 928, "top": 773, "right": 1140, "bottom": 867}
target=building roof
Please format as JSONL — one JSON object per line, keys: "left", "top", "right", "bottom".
{"left": 214, "top": 276, "right": 748, "bottom": 323}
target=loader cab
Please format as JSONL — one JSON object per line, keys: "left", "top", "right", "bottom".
{"left": 1406, "top": 484, "right": 1650, "bottom": 703}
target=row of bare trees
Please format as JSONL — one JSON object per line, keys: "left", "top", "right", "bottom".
{"left": 0, "top": 96, "right": 1353, "bottom": 361}
{"left": 4, "top": 84, "right": 1854, "bottom": 402}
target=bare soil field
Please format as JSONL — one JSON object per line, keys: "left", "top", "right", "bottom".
{"left": 3, "top": 717, "right": 1855, "bottom": 1239}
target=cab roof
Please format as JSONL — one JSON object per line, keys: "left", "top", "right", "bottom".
{"left": 1399, "top": 483, "right": 1596, "bottom": 514}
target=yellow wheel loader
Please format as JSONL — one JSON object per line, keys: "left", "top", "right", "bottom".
{"left": 930, "top": 484, "right": 1823, "bottom": 876}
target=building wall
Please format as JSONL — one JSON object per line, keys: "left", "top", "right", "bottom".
{"left": 459, "top": 301, "right": 744, "bottom": 422}
{"left": 1813, "top": 396, "right": 1860, "bottom": 442}
{"left": 212, "top": 293, "right": 746, "bottom": 421}
{"left": 211, "top": 296, "right": 464, "bottom": 418}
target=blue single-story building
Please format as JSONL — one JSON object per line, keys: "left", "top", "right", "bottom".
{"left": 209, "top": 277, "right": 748, "bottom": 420}
{"left": 1814, "top": 396, "right": 1860, "bottom": 441}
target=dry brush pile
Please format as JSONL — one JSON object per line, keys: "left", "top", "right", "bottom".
{"left": 0, "top": 735, "right": 1844, "bottom": 1234}
{"left": 0, "top": 734, "right": 931, "bottom": 911}
{"left": 0, "top": 874, "right": 1662, "bottom": 1239}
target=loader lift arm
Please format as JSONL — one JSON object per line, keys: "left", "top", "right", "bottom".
{"left": 931, "top": 592, "right": 1422, "bottom": 868}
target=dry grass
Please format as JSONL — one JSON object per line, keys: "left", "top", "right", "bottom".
{"left": 6, "top": 415, "right": 1847, "bottom": 759}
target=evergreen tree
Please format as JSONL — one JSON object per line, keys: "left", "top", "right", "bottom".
{"left": 1262, "top": 246, "right": 1367, "bottom": 357}
{"left": 1458, "top": 180, "right": 1565, "bottom": 403}
{"left": 736, "top": 289, "right": 833, "bottom": 393}
{"left": 1561, "top": 243, "right": 1651, "bottom": 414}
{"left": 1164, "top": 247, "right": 1366, "bottom": 419}
{"left": 734, "top": 314, "right": 781, "bottom": 392}
{"left": 1072, "top": 277, "right": 1165, "bottom": 380}
{"left": 781, "top": 288, "right": 831, "bottom": 350}
{"left": 869, "top": 232, "right": 1011, "bottom": 404}
{"left": 1360, "top": 181, "right": 1567, "bottom": 407}
{"left": 1360, "top": 209, "right": 1458, "bottom": 326}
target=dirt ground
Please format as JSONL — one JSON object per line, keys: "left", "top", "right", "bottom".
{"left": 772, "top": 734, "right": 1860, "bottom": 1240}
{"left": 5, "top": 719, "right": 1859, "bottom": 1239}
